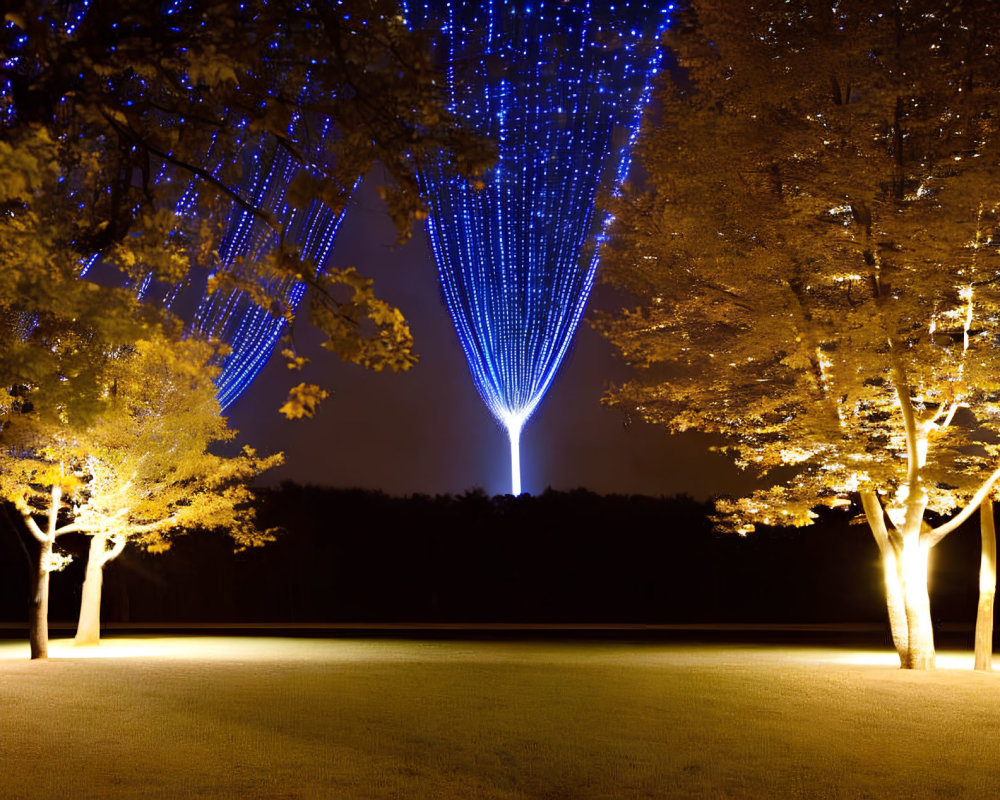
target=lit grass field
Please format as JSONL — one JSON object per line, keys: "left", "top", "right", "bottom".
{"left": 3, "top": 636, "right": 1000, "bottom": 798}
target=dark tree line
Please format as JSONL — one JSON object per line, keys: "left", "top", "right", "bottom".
{"left": 0, "top": 485, "right": 986, "bottom": 628}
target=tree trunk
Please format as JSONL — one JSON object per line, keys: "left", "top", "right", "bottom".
{"left": 976, "top": 500, "right": 996, "bottom": 672}
{"left": 29, "top": 539, "right": 51, "bottom": 660}
{"left": 75, "top": 534, "right": 107, "bottom": 646}
{"left": 898, "top": 531, "right": 935, "bottom": 669}
{"left": 860, "top": 490, "right": 908, "bottom": 663}
{"left": 880, "top": 545, "right": 908, "bottom": 662}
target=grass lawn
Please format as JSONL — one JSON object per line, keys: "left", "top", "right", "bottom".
{"left": 2, "top": 636, "right": 1000, "bottom": 798}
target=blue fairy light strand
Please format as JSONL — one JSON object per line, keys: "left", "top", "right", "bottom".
{"left": 186, "top": 131, "right": 355, "bottom": 410}
{"left": 404, "top": 0, "right": 672, "bottom": 494}
{"left": 5, "top": 3, "right": 355, "bottom": 412}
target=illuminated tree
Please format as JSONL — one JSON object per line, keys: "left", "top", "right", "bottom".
{"left": 0, "top": 335, "right": 280, "bottom": 658}
{"left": 0, "top": 123, "right": 158, "bottom": 432}
{"left": 70, "top": 339, "right": 282, "bottom": 646}
{"left": 599, "top": 0, "right": 1000, "bottom": 669}
{"left": 1, "top": 1, "right": 490, "bottom": 417}
{"left": 403, "top": 0, "right": 671, "bottom": 494}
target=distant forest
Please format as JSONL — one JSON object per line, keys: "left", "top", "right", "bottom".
{"left": 0, "top": 484, "right": 987, "bottom": 627}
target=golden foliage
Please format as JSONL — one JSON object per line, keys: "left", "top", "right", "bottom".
{"left": 281, "top": 349, "right": 310, "bottom": 371}
{"left": 0, "top": 334, "right": 281, "bottom": 555}
{"left": 601, "top": 0, "right": 1000, "bottom": 539}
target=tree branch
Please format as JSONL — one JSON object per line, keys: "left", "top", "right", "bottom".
{"left": 939, "top": 401, "right": 962, "bottom": 430}
{"left": 926, "top": 465, "right": 1000, "bottom": 546}
{"left": 42, "top": 484, "right": 63, "bottom": 546}
{"left": 15, "top": 501, "right": 49, "bottom": 544}
{"left": 52, "top": 522, "right": 92, "bottom": 536}
{"left": 888, "top": 347, "right": 921, "bottom": 491}
{"left": 101, "top": 112, "right": 276, "bottom": 229}
{"left": 860, "top": 488, "right": 901, "bottom": 554}
{"left": 100, "top": 532, "right": 128, "bottom": 566}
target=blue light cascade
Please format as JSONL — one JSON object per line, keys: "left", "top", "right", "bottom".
{"left": 183, "top": 132, "right": 353, "bottom": 410}
{"left": 25, "top": 2, "right": 357, "bottom": 412}
{"left": 172, "top": 34, "right": 360, "bottom": 409}
{"left": 158, "top": 2, "right": 355, "bottom": 409}
{"left": 403, "top": 0, "right": 671, "bottom": 494}
{"left": 79, "top": 114, "right": 353, "bottom": 411}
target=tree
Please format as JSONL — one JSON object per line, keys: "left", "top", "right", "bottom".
{"left": 598, "top": 0, "right": 1000, "bottom": 668}
{"left": 1, "top": 1, "right": 492, "bottom": 415}
{"left": 0, "top": 335, "right": 280, "bottom": 658}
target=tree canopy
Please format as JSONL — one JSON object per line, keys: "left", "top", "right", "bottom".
{"left": 599, "top": 0, "right": 1000, "bottom": 667}
{"left": 1, "top": 1, "right": 493, "bottom": 417}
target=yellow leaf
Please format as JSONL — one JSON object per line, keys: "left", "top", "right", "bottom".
{"left": 278, "top": 383, "right": 329, "bottom": 419}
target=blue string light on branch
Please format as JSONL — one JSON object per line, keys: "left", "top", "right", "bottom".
{"left": 77, "top": 114, "right": 353, "bottom": 411}
{"left": 403, "top": 0, "right": 671, "bottom": 495}
{"left": 6, "top": 3, "right": 358, "bottom": 411}
{"left": 184, "top": 130, "right": 354, "bottom": 410}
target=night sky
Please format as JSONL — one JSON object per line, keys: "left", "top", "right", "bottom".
{"left": 228, "top": 180, "right": 759, "bottom": 500}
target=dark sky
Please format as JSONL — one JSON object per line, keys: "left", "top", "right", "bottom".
{"left": 228, "top": 180, "right": 758, "bottom": 500}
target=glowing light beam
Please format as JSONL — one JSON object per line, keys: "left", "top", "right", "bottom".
{"left": 404, "top": 0, "right": 672, "bottom": 494}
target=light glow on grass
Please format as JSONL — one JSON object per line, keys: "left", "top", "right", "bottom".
{"left": 0, "top": 636, "right": 382, "bottom": 662}
{"left": 0, "top": 637, "right": 212, "bottom": 661}
{"left": 4, "top": 637, "right": 1000, "bottom": 798}
{"left": 828, "top": 649, "right": 974, "bottom": 670}
{"left": 0, "top": 636, "right": 984, "bottom": 673}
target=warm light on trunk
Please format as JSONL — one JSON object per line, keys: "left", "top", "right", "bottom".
{"left": 976, "top": 500, "right": 996, "bottom": 671}
{"left": 880, "top": 547, "right": 908, "bottom": 664}
{"left": 898, "top": 532, "right": 935, "bottom": 670}
{"left": 29, "top": 540, "right": 51, "bottom": 660}
{"left": 75, "top": 535, "right": 108, "bottom": 647}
